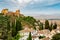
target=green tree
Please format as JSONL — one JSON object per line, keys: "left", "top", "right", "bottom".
{"left": 34, "top": 26, "right": 36, "bottom": 30}
{"left": 0, "top": 15, "right": 8, "bottom": 39}
{"left": 49, "top": 22, "right": 53, "bottom": 31}
{"left": 39, "top": 36, "right": 45, "bottom": 39}
{"left": 16, "top": 19, "right": 23, "bottom": 31}
{"left": 14, "top": 33, "right": 21, "bottom": 40}
{"left": 51, "top": 33, "right": 60, "bottom": 40}
{"left": 45, "top": 20, "right": 49, "bottom": 29}
{"left": 53, "top": 22, "right": 57, "bottom": 29}
{"left": 39, "top": 23, "right": 44, "bottom": 30}
{"left": 12, "top": 17, "right": 23, "bottom": 37}
{"left": 7, "top": 20, "right": 10, "bottom": 31}
{"left": 27, "top": 32, "right": 32, "bottom": 40}
{"left": 12, "top": 21, "right": 17, "bottom": 37}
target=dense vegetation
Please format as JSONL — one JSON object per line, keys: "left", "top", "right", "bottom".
{"left": 0, "top": 12, "right": 57, "bottom": 40}
{"left": 51, "top": 33, "right": 60, "bottom": 40}
{"left": 0, "top": 13, "right": 23, "bottom": 40}
{"left": 45, "top": 20, "right": 49, "bottom": 29}
{"left": 45, "top": 20, "right": 57, "bottom": 31}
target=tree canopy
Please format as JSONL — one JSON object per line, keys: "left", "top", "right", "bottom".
{"left": 51, "top": 33, "right": 60, "bottom": 40}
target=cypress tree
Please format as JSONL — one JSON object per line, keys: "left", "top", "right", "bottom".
{"left": 12, "top": 21, "right": 17, "bottom": 37}
{"left": 39, "top": 23, "right": 43, "bottom": 30}
{"left": 45, "top": 20, "right": 49, "bottom": 29}
{"left": 49, "top": 22, "right": 53, "bottom": 31}
{"left": 53, "top": 22, "right": 57, "bottom": 29}
{"left": 27, "top": 32, "right": 32, "bottom": 40}
{"left": 16, "top": 19, "right": 23, "bottom": 31}
{"left": 7, "top": 20, "right": 10, "bottom": 31}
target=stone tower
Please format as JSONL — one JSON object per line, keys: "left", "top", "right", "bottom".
{"left": 1, "top": 9, "right": 8, "bottom": 15}
{"left": 15, "top": 10, "right": 20, "bottom": 16}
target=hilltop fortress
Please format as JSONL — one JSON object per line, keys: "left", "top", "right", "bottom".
{"left": 1, "top": 9, "right": 23, "bottom": 17}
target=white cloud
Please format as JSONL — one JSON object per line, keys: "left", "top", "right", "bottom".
{"left": 11, "top": 0, "right": 60, "bottom": 15}
{"left": 9, "top": 0, "right": 60, "bottom": 7}
{"left": 16, "top": 0, "right": 33, "bottom": 8}
{"left": 17, "top": 0, "right": 32, "bottom": 3}
{"left": 3, "top": 0, "right": 60, "bottom": 12}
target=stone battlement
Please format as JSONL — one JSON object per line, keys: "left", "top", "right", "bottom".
{"left": 1, "top": 9, "right": 20, "bottom": 17}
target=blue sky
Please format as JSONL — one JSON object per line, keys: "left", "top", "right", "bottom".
{"left": 0, "top": 0, "right": 60, "bottom": 16}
